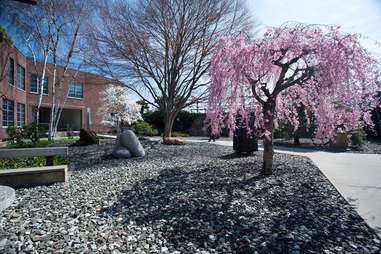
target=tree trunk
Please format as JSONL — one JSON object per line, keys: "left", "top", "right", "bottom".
{"left": 48, "top": 64, "right": 57, "bottom": 141}
{"left": 163, "top": 112, "right": 176, "bottom": 139}
{"left": 48, "top": 95, "right": 55, "bottom": 141}
{"left": 35, "top": 54, "right": 49, "bottom": 126}
{"left": 262, "top": 104, "right": 275, "bottom": 175}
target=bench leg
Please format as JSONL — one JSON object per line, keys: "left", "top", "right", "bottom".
{"left": 46, "top": 156, "right": 55, "bottom": 166}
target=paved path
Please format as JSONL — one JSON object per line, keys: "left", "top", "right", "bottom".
{"left": 180, "top": 137, "right": 381, "bottom": 236}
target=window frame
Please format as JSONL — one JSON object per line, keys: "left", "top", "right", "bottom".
{"left": 68, "top": 81, "right": 84, "bottom": 99}
{"left": 16, "top": 103, "right": 26, "bottom": 128}
{"left": 30, "top": 74, "right": 48, "bottom": 95}
{"left": 16, "top": 63, "right": 25, "bottom": 91}
{"left": 2, "top": 99, "right": 14, "bottom": 128}
{"left": 8, "top": 58, "right": 14, "bottom": 85}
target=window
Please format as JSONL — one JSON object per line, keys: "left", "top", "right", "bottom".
{"left": 8, "top": 58, "right": 14, "bottom": 85}
{"left": 68, "top": 81, "right": 83, "bottom": 98}
{"left": 16, "top": 64, "right": 25, "bottom": 90}
{"left": 2, "top": 99, "right": 14, "bottom": 127}
{"left": 17, "top": 103, "right": 25, "bottom": 127}
{"left": 31, "top": 74, "right": 48, "bottom": 94}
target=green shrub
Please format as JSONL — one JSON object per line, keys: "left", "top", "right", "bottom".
{"left": 6, "top": 124, "right": 48, "bottom": 146}
{"left": 143, "top": 110, "right": 205, "bottom": 134}
{"left": 6, "top": 126, "right": 25, "bottom": 145}
{"left": 132, "top": 121, "right": 159, "bottom": 136}
{"left": 143, "top": 111, "right": 164, "bottom": 132}
{"left": 351, "top": 128, "right": 366, "bottom": 147}
{"left": 0, "top": 156, "right": 68, "bottom": 170}
{"left": 24, "top": 123, "right": 48, "bottom": 144}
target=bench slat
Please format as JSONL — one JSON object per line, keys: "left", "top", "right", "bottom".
{"left": 0, "top": 147, "right": 68, "bottom": 158}
{"left": 0, "top": 165, "right": 68, "bottom": 188}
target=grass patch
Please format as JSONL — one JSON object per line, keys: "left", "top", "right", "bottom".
{"left": 0, "top": 156, "right": 68, "bottom": 170}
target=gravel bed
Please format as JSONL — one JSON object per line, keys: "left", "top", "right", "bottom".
{"left": 0, "top": 142, "right": 380, "bottom": 253}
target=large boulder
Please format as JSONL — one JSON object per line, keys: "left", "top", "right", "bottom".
{"left": 0, "top": 185, "right": 15, "bottom": 212}
{"left": 119, "top": 130, "right": 145, "bottom": 157}
{"left": 112, "top": 147, "right": 132, "bottom": 158}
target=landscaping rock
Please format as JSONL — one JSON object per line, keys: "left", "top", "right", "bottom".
{"left": 75, "top": 129, "right": 99, "bottom": 146}
{"left": 112, "top": 147, "right": 132, "bottom": 159}
{"left": 119, "top": 130, "right": 145, "bottom": 157}
{"left": 0, "top": 185, "right": 15, "bottom": 212}
{"left": 162, "top": 138, "right": 186, "bottom": 145}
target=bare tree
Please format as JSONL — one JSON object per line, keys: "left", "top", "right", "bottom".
{"left": 85, "top": 0, "right": 252, "bottom": 138}
{"left": 45, "top": 1, "right": 87, "bottom": 139}
{"left": 5, "top": 0, "right": 89, "bottom": 139}
{"left": 0, "top": 25, "right": 13, "bottom": 91}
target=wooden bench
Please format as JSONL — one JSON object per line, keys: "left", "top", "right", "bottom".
{"left": 0, "top": 147, "right": 68, "bottom": 188}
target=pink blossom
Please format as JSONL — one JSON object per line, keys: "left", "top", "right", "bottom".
{"left": 206, "top": 24, "right": 380, "bottom": 140}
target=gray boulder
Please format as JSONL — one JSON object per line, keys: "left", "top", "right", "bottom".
{"left": 119, "top": 130, "right": 145, "bottom": 157}
{"left": 0, "top": 185, "right": 15, "bottom": 212}
{"left": 112, "top": 147, "right": 132, "bottom": 158}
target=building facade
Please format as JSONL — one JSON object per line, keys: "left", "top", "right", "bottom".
{"left": 0, "top": 46, "right": 115, "bottom": 140}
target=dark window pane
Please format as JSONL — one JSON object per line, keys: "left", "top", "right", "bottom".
{"left": 68, "top": 81, "right": 83, "bottom": 98}
{"left": 43, "top": 77, "right": 48, "bottom": 94}
{"left": 17, "top": 64, "right": 25, "bottom": 90}
{"left": 2, "top": 99, "right": 14, "bottom": 127}
{"left": 17, "top": 103, "right": 25, "bottom": 127}
{"left": 8, "top": 58, "right": 14, "bottom": 85}
{"left": 31, "top": 74, "right": 38, "bottom": 93}
{"left": 31, "top": 74, "right": 48, "bottom": 94}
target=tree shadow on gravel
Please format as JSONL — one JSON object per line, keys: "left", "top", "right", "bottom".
{"left": 101, "top": 155, "right": 378, "bottom": 253}
{"left": 101, "top": 148, "right": 375, "bottom": 253}
{"left": 219, "top": 152, "right": 256, "bottom": 160}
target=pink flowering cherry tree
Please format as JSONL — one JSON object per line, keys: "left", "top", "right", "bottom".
{"left": 207, "top": 24, "right": 380, "bottom": 175}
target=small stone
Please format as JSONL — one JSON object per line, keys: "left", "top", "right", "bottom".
{"left": 0, "top": 238, "right": 7, "bottom": 249}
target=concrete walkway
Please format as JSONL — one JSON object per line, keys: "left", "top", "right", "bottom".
{"left": 181, "top": 137, "right": 381, "bottom": 236}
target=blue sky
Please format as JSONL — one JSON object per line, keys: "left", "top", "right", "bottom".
{"left": 247, "top": 0, "right": 381, "bottom": 58}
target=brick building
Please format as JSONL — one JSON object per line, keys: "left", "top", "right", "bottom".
{"left": 0, "top": 46, "right": 116, "bottom": 140}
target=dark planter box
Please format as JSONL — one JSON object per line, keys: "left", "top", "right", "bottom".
{"left": 233, "top": 113, "right": 258, "bottom": 155}
{"left": 233, "top": 128, "right": 258, "bottom": 154}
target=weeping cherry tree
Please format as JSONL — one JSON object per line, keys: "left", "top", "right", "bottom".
{"left": 207, "top": 24, "right": 380, "bottom": 175}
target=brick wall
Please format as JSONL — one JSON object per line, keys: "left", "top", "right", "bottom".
{"left": 0, "top": 46, "right": 116, "bottom": 140}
